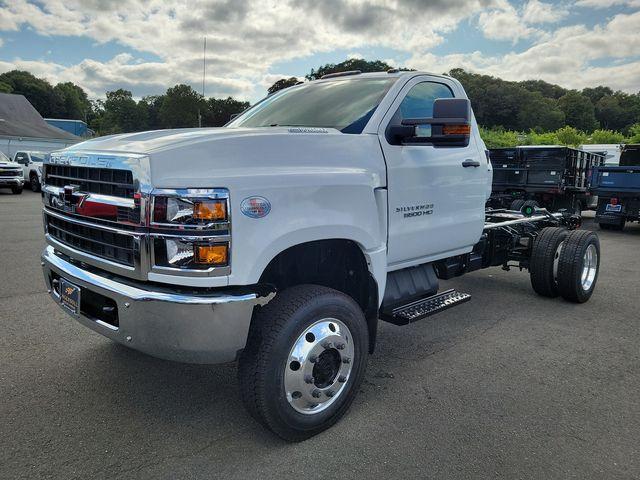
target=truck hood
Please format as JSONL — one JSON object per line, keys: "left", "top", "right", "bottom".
{"left": 68, "top": 127, "right": 340, "bottom": 155}
{"left": 0, "top": 161, "right": 19, "bottom": 168}
{"left": 63, "top": 127, "right": 387, "bottom": 189}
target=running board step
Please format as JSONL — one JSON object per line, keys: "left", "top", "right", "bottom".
{"left": 381, "top": 289, "right": 471, "bottom": 326}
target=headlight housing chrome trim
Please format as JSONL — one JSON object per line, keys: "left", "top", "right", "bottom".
{"left": 149, "top": 188, "right": 231, "bottom": 277}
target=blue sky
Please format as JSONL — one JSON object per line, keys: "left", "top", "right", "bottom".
{"left": 1, "top": 0, "right": 639, "bottom": 102}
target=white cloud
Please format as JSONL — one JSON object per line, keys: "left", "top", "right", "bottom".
{"left": 478, "top": 3, "right": 539, "bottom": 42}
{"left": 410, "top": 10, "right": 640, "bottom": 93}
{"left": 523, "top": 0, "right": 569, "bottom": 24}
{"left": 574, "top": 0, "right": 640, "bottom": 8}
{"left": 0, "top": 0, "right": 639, "bottom": 100}
{"left": 0, "top": 0, "right": 503, "bottom": 100}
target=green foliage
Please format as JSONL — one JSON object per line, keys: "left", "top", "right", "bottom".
{"left": 306, "top": 58, "right": 393, "bottom": 81}
{"left": 159, "top": 84, "right": 204, "bottom": 128}
{"left": 628, "top": 124, "right": 640, "bottom": 144}
{"left": 527, "top": 130, "right": 560, "bottom": 145}
{"left": 557, "top": 92, "right": 598, "bottom": 132}
{"left": 0, "top": 81, "right": 12, "bottom": 93}
{"left": 203, "top": 97, "right": 250, "bottom": 127}
{"left": 98, "top": 89, "right": 147, "bottom": 134}
{"left": 589, "top": 129, "right": 625, "bottom": 144}
{"left": 268, "top": 77, "right": 300, "bottom": 95}
{"left": 479, "top": 127, "right": 521, "bottom": 148}
{"left": 554, "top": 126, "right": 587, "bottom": 146}
{"left": 0, "top": 70, "right": 60, "bottom": 117}
{"left": 53, "top": 82, "right": 91, "bottom": 120}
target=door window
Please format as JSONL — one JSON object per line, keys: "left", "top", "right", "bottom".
{"left": 397, "top": 82, "right": 454, "bottom": 120}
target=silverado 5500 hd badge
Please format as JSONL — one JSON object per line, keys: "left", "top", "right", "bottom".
{"left": 396, "top": 203, "right": 434, "bottom": 218}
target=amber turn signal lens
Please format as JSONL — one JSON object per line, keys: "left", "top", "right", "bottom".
{"left": 195, "top": 244, "right": 228, "bottom": 265}
{"left": 443, "top": 124, "right": 471, "bottom": 135}
{"left": 193, "top": 200, "right": 227, "bottom": 221}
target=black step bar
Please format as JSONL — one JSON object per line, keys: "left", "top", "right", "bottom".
{"left": 381, "top": 289, "right": 471, "bottom": 326}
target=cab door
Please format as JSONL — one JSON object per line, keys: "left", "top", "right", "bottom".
{"left": 14, "top": 152, "right": 29, "bottom": 180}
{"left": 378, "top": 76, "right": 489, "bottom": 268}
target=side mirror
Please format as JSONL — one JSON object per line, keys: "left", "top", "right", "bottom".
{"left": 388, "top": 98, "right": 471, "bottom": 147}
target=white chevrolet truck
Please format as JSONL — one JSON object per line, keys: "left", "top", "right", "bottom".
{"left": 41, "top": 71, "right": 601, "bottom": 441}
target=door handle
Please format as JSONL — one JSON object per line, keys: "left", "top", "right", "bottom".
{"left": 462, "top": 159, "right": 481, "bottom": 168}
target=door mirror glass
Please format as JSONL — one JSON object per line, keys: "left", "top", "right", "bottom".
{"left": 389, "top": 98, "right": 471, "bottom": 147}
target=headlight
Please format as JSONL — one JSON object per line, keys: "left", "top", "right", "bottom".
{"left": 154, "top": 238, "right": 229, "bottom": 269}
{"left": 153, "top": 196, "right": 227, "bottom": 225}
{"left": 151, "top": 189, "right": 230, "bottom": 273}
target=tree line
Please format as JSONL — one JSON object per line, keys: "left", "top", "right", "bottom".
{"left": 1, "top": 58, "right": 638, "bottom": 141}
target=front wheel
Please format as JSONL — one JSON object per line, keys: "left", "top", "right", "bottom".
{"left": 11, "top": 185, "right": 23, "bottom": 194}
{"left": 238, "top": 284, "right": 369, "bottom": 441}
{"left": 30, "top": 173, "right": 41, "bottom": 192}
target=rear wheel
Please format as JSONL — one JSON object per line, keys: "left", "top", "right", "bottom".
{"left": 530, "top": 227, "right": 568, "bottom": 297}
{"left": 238, "top": 284, "right": 369, "bottom": 441}
{"left": 557, "top": 230, "right": 600, "bottom": 303}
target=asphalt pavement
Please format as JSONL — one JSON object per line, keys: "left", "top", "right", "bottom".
{"left": 1, "top": 190, "right": 639, "bottom": 480}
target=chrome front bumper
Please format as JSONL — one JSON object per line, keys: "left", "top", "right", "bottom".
{"left": 0, "top": 176, "right": 23, "bottom": 186}
{"left": 42, "top": 246, "right": 274, "bottom": 364}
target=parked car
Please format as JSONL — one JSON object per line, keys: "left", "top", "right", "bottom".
{"left": 0, "top": 151, "right": 24, "bottom": 194}
{"left": 40, "top": 70, "right": 600, "bottom": 441}
{"left": 13, "top": 150, "right": 47, "bottom": 192}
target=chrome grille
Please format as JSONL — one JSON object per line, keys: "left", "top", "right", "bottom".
{"left": 45, "top": 164, "right": 135, "bottom": 198}
{"left": 0, "top": 169, "right": 22, "bottom": 177}
{"left": 46, "top": 213, "right": 136, "bottom": 267}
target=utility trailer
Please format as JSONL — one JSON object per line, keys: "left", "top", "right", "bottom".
{"left": 590, "top": 144, "right": 640, "bottom": 230}
{"left": 488, "top": 146, "right": 605, "bottom": 215}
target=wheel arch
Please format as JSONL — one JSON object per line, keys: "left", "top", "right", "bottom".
{"left": 258, "top": 238, "right": 381, "bottom": 353}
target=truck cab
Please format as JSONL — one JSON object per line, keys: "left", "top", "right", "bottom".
{"left": 40, "top": 71, "right": 599, "bottom": 441}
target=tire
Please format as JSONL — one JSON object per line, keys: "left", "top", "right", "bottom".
{"left": 510, "top": 199, "right": 525, "bottom": 211}
{"left": 30, "top": 173, "right": 41, "bottom": 192}
{"left": 556, "top": 230, "right": 600, "bottom": 303}
{"left": 238, "top": 284, "right": 369, "bottom": 441}
{"left": 11, "top": 185, "right": 23, "bottom": 194}
{"left": 529, "top": 227, "right": 568, "bottom": 297}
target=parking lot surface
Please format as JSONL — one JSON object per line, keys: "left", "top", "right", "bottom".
{"left": 1, "top": 190, "right": 639, "bottom": 480}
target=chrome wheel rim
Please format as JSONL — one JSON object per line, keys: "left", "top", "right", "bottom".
{"left": 284, "top": 318, "right": 354, "bottom": 415}
{"left": 581, "top": 244, "right": 598, "bottom": 291}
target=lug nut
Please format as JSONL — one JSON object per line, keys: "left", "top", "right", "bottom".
{"left": 342, "top": 357, "right": 351, "bottom": 364}
{"left": 338, "top": 375, "right": 347, "bottom": 383}
{"left": 312, "top": 389, "right": 321, "bottom": 398}
{"left": 336, "top": 343, "right": 346, "bottom": 350}
{"left": 304, "top": 375, "right": 314, "bottom": 384}
{"left": 325, "top": 390, "right": 335, "bottom": 397}
{"left": 322, "top": 341, "right": 333, "bottom": 349}
{"left": 309, "top": 355, "right": 317, "bottom": 363}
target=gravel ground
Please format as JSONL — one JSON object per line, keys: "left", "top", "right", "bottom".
{"left": 1, "top": 190, "right": 639, "bottom": 480}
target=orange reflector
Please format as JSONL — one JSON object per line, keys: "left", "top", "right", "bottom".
{"left": 194, "top": 200, "right": 227, "bottom": 221}
{"left": 195, "top": 244, "right": 228, "bottom": 265}
{"left": 443, "top": 124, "right": 471, "bottom": 135}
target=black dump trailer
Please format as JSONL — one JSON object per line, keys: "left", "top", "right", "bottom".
{"left": 590, "top": 144, "right": 640, "bottom": 231}
{"left": 488, "top": 146, "right": 605, "bottom": 215}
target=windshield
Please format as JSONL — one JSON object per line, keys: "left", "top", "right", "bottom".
{"left": 619, "top": 145, "right": 640, "bottom": 167}
{"left": 228, "top": 77, "right": 396, "bottom": 134}
{"left": 30, "top": 153, "right": 46, "bottom": 162}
